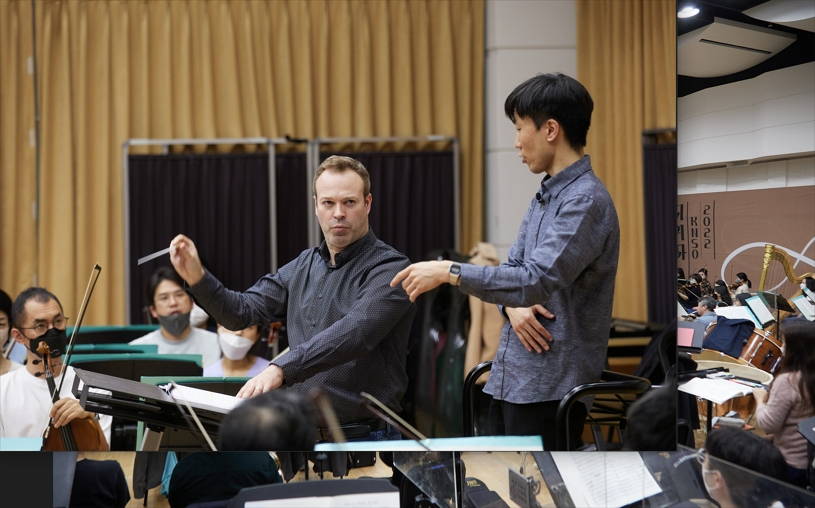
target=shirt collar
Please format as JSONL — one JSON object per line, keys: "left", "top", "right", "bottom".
{"left": 540, "top": 155, "right": 592, "bottom": 200}
{"left": 317, "top": 228, "right": 377, "bottom": 268}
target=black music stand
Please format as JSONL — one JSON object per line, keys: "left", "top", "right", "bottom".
{"left": 70, "top": 368, "right": 229, "bottom": 451}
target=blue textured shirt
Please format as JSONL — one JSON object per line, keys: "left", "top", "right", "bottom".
{"left": 189, "top": 229, "right": 416, "bottom": 423}
{"left": 459, "top": 156, "right": 620, "bottom": 404}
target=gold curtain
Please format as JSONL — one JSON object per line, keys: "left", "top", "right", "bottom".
{"left": 0, "top": 0, "right": 484, "bottom": 325}
{"left": 577, "top": 0, "right": 676, "bottom": 322}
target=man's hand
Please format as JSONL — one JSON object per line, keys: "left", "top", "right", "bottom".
{"left": 236, "top": 364, "right": 285, "bottom": 399}
{"left": 752, "top": 387, "right": 769, "bottom": 405}
{"left": 50, "top": 398, "right": 93, "bottom": 428}
{"left": 170, "top": 234, "right": 206, "bottom": 286}
{"left": 505, "top": 305, "right": 555, "bottom": 353}
{"left": 390, "top": 261, "right": 452, "bottom": 302}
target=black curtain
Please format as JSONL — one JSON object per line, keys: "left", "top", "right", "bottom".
{"left": 643, "top": 143, "right": 677, "bottom": 326}
{"left": 322, "top": 151, "right": 456, "bottom": 263}
{"left": 128, "top": 153, "right": 309, "bottom": 323}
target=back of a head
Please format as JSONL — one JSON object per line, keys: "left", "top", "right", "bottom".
{"left": 623, "top": 380, "right": 677, "bottom": 451}
{"left": 504, "top": 73, "right": 594, "bottom": 151}
{"left": 706, "top": 427, "right": 788, "bottom": 481}
{"left": 0, "top": 289, "right": 12, "bottom": 319}
{"left": 218, "top": 390, "right": 316, "bottom": 451}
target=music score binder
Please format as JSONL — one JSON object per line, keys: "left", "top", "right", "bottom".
{"left": 70, "top": 368, "right": 230, "bottom": 448}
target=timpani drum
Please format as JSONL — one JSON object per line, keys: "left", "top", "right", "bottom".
{"left": 740, "top": 329, "right": 783, "bottom": 374}
{"left": 689, "top": 350, "right": 774, "bottom": 423}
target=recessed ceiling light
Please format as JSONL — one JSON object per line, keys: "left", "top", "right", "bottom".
{"left": 677, "top": 6, "right": 700, "bottom": 18}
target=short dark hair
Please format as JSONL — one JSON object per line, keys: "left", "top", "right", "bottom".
{"left": 706, "top": 427, "right": 788, "bottom": 506}
{"left": 699, "top": 297, "right": 717, "bottom": 312}
{"left": 504, "top": 73, "right": 594, "bottom": 151}
{"left": 218, "top": 389, "right": 317, "bottom": 451}
{"left": 698, "top": 268, "right": 708, "bottom": 276}
{"left": 146, "top": 266, "right": 186, "bottom": 307}
{"left": 0, "top": 289, "right": 12, "bottom": 322}
{"left": 313, "top": 155, "right": 371, "bottom": 197}
{"left": 623, "top": 380, "right": 677, "bottom": 451}
{"left": 11, "top": 287, "right": 64, "bottom": 329}
{"left": 677, "top": 267, "right": 685, "bottom": 279}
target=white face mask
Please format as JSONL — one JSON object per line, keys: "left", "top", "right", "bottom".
{"left": 218, "top": 332, "right": 255, "bottom": 361}
{"left": 702, "top": 468, "right": 720, "bottom": 495}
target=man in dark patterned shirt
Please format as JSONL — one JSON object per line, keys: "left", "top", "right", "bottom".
{"left": 393, "top": 74, "right": 620, "bottom": 450}
{"left": 170, "top": 156, "right": 416, "bottom": 440}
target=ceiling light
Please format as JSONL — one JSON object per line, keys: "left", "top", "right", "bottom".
{"left": 678, "top": 6, "right": 700, "bottom": 18}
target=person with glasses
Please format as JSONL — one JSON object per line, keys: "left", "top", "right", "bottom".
{"left": 129, "top": 266, "right": 220, "bottom": 367}
{"left": 0, "top": 288, "right": 24, "bottom": 376}
{"left": 698, "top": 427, "right": 788, "bottom": 508}
{"left": 0, "top": 287, "right": 112, "bottom": 444}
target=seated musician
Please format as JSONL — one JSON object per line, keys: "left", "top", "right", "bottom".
{"left": 700, "top": 427, "right": 789, "bottom": 508}
{"left": 679, "top": 274, "right": 702, "bottom": 312}
{"left": 694, "top": 297, "right": 718, "bottom": 328}
{"left": 731, "top": 272, "right": 752, "bottom": 302}
{"left": 714, "top": 280, "right": 733, "bottom": 306}
{"left": 698, "top": 268, "right": 713, "bottom": 297}
{"left": 203, "top": 323, "right": 271, "bottom": 377}
{"left": 170, "top": 156, "right": 416, "bottom": 442}
{"left": 130, "top": 267, "right": 220, "bottom": 367}
{"left": 752, "top": 320, "right": 815, "bottom": 488}
{"left": 0, "top": 288, "right": 24, "bottom": 376}
{"left": 0, "top": 288, "right": 112, "bottom": 446}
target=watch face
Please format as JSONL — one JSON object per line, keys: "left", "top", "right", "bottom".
{"left": 450, "top": 264, "right": 461, "bottom": 275}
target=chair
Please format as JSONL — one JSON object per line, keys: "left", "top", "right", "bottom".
{"left": 68, "top": 344, "right": 158, "bottom": 355}
{"left": 65, "top": 353, "right": 203, "bottom": 380}
{"left": 65, "top": 325, "right": 160, "bottom": 345}
{"left": 555, "top": 370, "right": 651, "bottom": 451}
{"left": 463, "top": 361, "right": 494, "bottom": 437}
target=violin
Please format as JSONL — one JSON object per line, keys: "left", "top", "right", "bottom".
{"left": 38, "top": 341, "right": 109, "bottom": 451}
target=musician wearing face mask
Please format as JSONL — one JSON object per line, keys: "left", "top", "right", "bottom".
{"left": 129, "top": 267, "right": 220, "bottom": 367}
{"left": 0, "top": 288, "right": 24, "bottom": 376}
{"left": 203, "top": 324, "right": 271, "bottom": 377}
{"left": 0, "top": 287, "right": 112, "bottom": 443}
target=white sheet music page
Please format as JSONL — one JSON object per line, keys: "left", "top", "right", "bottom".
{"left": 167, "top": 384, "right": 243, "bottom": 412}
{"left": 246, "top": 492, "right": 399, "bottom": 507}
{"left": 678, "top": 377, "right": 751, "bottom": 405}
{"left": 714, "top": 305, "right": 762, "bottom": 329}
{"left": 551, "top": 452, "right": 662, "bottom": 508}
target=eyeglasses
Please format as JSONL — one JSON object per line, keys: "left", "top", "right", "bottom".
{"left": 155, "top": 291, "right": 188, "bottom": 305}
{"left": 17, "top": 317, "right": 70, "bottom": 337}
{"left": 696, "top": 447, "right": 706, "bottom": 465}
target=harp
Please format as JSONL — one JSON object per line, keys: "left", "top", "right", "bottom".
{"left": 759, "top": 244, "right": 814, "bottom": 291}
{"left": 759, "top": 244, "right": 815, "bottom": 334}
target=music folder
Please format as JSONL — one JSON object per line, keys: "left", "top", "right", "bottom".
{"left": 70, "top": 368, "right": 230, "bottom": 437}
{"left": 677, "top": 321, "right": 706, "bottom": 353}
{"left": 757, "top": 291, "right": 796, "bottom": 313}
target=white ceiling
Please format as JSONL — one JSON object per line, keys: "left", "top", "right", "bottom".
{"left": 678, "top": 17, "right": 796, "bottom": 78}
{"left": 745, "top": 0, "right": 815, "bottom": 33}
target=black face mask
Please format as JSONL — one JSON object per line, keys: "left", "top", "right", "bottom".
{"left": 28, "top": 327, "right": 67, "bottom": 358}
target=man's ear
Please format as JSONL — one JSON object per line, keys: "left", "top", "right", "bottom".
{"left": 10, "top": 328, "right": 26, "bottom": 346}
{"left": 365, "top": 193, "right": 372, "bottom": 214}
{"left": 545, "top": 119, "right": 560, "bottom": 143}
{"left": 313, "top": 195, "right": 318, "bottom": 214}
{"left": 149, "top": 306, "right": 158, "bottom": 319}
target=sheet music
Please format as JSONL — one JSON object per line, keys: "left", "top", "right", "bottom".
{"left": 678, "top": 377, "right": 751, "bottom": 405}
{"left": 163, "top": 384, "right": 243, "bottom": 412}
{"left": 746, "top": 296, "right": 775, "bottom": 327}
{"left": 550, "top": 452, "right": 662, "bottom": 508}
{"left": 792, "top": 295, "right": 815, "bottom": 321}
{"left": 246, "top": 492, "right": 399, "bottom": 507}
{"left": 714, "top": 305, "right": 762, "bottom": 329}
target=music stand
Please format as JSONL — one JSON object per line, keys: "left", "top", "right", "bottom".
{"left": 70, "top": 368, "right": 229, "bottom": 451}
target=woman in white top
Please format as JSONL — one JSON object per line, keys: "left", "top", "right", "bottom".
{"left": 203, "top": 324, "right": 273, "bottom": 378}
{"left": 0, "top": 289, "right": 23, "bottom": 376}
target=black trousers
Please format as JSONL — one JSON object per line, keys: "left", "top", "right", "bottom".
{"left": 489, "top": 398, "right": 588, "bottom": 451}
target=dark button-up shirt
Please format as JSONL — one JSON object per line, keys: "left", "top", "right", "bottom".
{"left": 459, "top": 156, "right": 620, "bottom": 404}
{"left": 189, "top": 229, "right": 416, "bottom": 423}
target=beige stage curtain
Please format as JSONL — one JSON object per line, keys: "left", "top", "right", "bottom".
{"left": 0, "top": 0, "right": 484, "bottom": 325}
{"left": 577, "top": 0, "right": 676, "bottom": 322}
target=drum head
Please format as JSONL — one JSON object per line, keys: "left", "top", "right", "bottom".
{"left": 690, "top": 349, "right": 747, "bottom": 365}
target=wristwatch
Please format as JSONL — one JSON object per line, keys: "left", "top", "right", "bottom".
{"left": 449, "top": 262, "right": 462, "bottom": 286}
